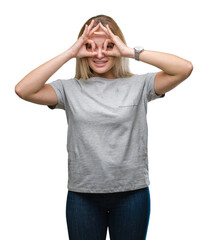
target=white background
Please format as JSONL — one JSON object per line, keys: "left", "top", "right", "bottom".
{"left": 1, "top": 0, "right": 207, "bottom": 239}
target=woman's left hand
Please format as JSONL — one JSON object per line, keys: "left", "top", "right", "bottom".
{"left": 93, "top": 22, "right": 132, "bottom": 58}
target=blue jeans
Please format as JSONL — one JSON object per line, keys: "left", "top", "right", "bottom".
{"left": 66, "top": 186, "right": 151, "bottom": 240}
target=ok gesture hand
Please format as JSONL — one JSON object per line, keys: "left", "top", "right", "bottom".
{"left": 69, "top": 19, "right": 100, "bottom": 58}
{"left": 93, "top": 23, "right": 132, "bottom": 58}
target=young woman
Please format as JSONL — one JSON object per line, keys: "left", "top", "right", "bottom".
{"left": 15, "top": 14, "right": 193, "bottom": 240}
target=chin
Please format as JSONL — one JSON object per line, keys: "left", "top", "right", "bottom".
{"left": 92, "top": 68, "right": 113, "bottom": 76}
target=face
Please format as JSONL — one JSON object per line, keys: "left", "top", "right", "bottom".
{"left": 86, "top": 30, "right": 116, "bottom": 79}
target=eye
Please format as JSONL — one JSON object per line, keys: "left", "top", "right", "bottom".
{"left": 86, "top": 43, "right": 92, "bottom": 49}
{"left": 107, "top": 44, "right": 114, "bottom": 49}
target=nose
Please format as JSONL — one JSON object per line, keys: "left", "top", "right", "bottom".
{"left": 96, "top": 47, "right": 105, "bottom": 59}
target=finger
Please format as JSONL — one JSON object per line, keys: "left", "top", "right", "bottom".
{"left": 81, "top": 24, "right": 88, "bottom": 38}
{"left": 106, "top": 24, "right": 115, "bottom": 39}
{"left": 85, "top": 39, "right": 96, "bottom": 52}
{"left": 99, "top": 22, "right": 109, "bottom": 36}
{"left": 102, "top": 50, "right": 113, "bottom": 56}
{"left": 89, "top": 23, "right": 100, "bottom": 36}
{"left": 86, "top": 51, "right": 98, "bottom": 57}
{"left": 90, "top": 40, "right": 96, "bottom": 52}
{"left": 86, "top": 19, "right": 95, "bottom": 35}
{"left": 103, "top": 39, "right": 112, "bottom": 51}
{"left": 92, "top": 32, "right": 108, "bottom": 39}
{"left": 92, "top": 32, "right": 107, "bottom": 36}
{"left": 88, "top": 19, "right": 95, "bottom": 29}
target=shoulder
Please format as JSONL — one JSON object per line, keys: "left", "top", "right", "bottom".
{"left": 132, "top": 72, "right": 158, "bottom": 82}
{"left": 60, "top": 78, "right": 79, "bottom": 86}
{"left": 127, "top": 73, "right": 147, "bottom": 84}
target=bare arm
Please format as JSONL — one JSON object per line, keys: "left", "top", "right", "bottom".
{"left": 15, "top": 19, "right": 101, "bottom": 106}
{"left": 15, "top": 48, "right": 73, "bottom": 99}
{"left": 127, "top": 49, "right": 193, "bottom": 95}
{"left": 128, "top": 49, "right": 193, "bottom": 76}
{"left": 97, "top": 22, "right": 193, "bottom": 95}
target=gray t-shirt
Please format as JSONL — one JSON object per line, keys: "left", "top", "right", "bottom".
{"left": 47, "top": 72, "right": 165, "bottom": 193}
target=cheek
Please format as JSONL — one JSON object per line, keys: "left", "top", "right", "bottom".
{"left": 108, "top": 57, "right": 116, "bottom": 65}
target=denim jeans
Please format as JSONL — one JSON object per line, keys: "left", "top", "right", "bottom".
{"left": 66, "top": 186, "right": 151, "bottom": 240}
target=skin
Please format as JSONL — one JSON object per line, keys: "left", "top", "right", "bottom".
{"left": 87, "top": 32, "right": 116, "bottom": 79}
{"left": 83, "top": 20, "right": 193, "bottom": 95}
{"left": 15, "top": 19, "right": 193, "bottom": 104}
{"left": 85, "top": 21, "right": 132, "bottom": 79}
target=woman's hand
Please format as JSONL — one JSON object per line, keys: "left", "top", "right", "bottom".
{"left": 94, "top": 22, "right": 132, "bottom": 58}
{"left": 69, "top": 19, "right": 100, "bottom": 59}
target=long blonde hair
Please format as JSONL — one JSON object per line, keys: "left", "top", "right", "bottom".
{"left": 74, "top": 14, "right": 134, "bottom": 81}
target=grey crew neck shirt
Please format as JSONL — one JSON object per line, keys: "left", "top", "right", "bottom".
{"left": 47, "top": 72, "right": 165, "bottom": 193}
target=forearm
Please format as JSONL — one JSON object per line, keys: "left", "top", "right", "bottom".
{"left": 15, "top": 48, "right": 73, "bottom": 98}
{"left": 127, "top": 48, "right": 193, "bottom": 76}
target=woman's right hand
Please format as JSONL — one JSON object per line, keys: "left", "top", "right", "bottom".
{"left": 69, "top": 19, "right": 100, "bottom": 59}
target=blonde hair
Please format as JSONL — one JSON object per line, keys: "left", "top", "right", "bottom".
{"left": 74, "top": 14, "right": 134, "bottom": 81}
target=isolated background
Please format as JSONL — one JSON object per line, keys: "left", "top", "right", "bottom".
{"left": 1, "top": 0, "right": 207, "bottom": 239}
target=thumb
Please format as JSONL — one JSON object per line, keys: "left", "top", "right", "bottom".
{"left": 86, "top": 51, "right": 98, "bottom": 57}
{"left": 102, "top": 50, "right": 113, "bottom": 56}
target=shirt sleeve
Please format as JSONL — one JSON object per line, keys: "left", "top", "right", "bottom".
{"left": 145, "top": 72, "right": 165, "bottom": 102}
{"left": 47, "top": 79, "right": 66, "bottom": 110}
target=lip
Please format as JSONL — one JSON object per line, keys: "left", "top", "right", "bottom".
{"left": 93, "top": 60, "right": 108, "bottom": 67}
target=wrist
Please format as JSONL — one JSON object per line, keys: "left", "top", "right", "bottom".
{"left": 134, "top": 46, "right": 145, "bottom": 61}
{"left": 125, "top": 47, "right": 135, "bottom": 59}
{"left": 63, "top": 48, "right": 75, "bottom": 61}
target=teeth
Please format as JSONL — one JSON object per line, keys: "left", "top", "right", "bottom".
{"left": 94, "top": 61, "right": 107, "bottom": 63}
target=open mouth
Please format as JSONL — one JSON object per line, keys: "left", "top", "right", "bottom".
{"left": 93, "top": 60, "right": 108, "bottom": 67}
